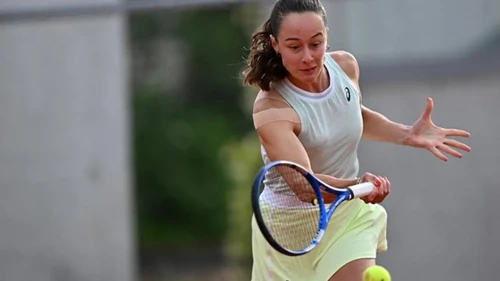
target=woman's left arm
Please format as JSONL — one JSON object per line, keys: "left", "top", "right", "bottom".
{"left": 329, "top": 51, "right": 471, "bottom": 161}
{"left": 360, "top": 105, "right": 411, "bottom": 145}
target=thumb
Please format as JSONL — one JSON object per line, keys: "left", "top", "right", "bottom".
{"left": 420, "top": 97, "right": 434, "bottom": 120}
{"left": 362, "top": 173, "right": 381, "bottom": 186}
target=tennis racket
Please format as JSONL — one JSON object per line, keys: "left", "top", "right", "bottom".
{"left": 251, "top": 160, "right": 374, "bottom": 256}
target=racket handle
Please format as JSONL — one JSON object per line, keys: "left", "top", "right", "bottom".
{"left": 348, "top": 182, "right": 374, "bottom": 199}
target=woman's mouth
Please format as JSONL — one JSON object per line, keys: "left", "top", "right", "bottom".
{"left": 300, "top": 66, "right": 317, "bottom": 74}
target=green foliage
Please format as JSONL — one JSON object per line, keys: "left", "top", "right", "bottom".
{"left": 130, "top": 5, "right": 256, "bottom": 251}
{"left": 133, "top": 91, "right": 234, "bottom": 249}
{"left": 221, "top": 134, "right": 261, "bottom": 255}
{"left": 220, "top": 133, "right": 262, "bottom": 280}
{"left": 174, "top": 8, "right": 252, "bottom": 134}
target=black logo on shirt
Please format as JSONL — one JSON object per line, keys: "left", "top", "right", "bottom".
{"left": 344, "top": 87, "right": 351, "bottom": 102}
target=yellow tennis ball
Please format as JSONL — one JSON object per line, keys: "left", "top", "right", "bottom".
{"left": 363, "top": 265, "right": 391, "bottom": 281}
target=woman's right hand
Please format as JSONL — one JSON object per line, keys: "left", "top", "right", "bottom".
{"left": 358, "top": 172, "right": 391, "bottom": 204}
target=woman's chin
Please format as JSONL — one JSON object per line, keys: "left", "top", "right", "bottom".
{"left": 297, "top": 70, "right": 319, "bottom": 83}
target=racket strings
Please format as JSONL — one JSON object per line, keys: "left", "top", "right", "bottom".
{"left": 258, "top": 165, "right": 321, "bottom": 252}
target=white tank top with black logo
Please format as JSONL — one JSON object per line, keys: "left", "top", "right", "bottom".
{"left": 260, "top": 54, "right": 363, "bottom": 208}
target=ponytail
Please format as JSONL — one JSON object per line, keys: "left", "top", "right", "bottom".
{"left": 242, "top": 19, "right": 288, "bottom": 92}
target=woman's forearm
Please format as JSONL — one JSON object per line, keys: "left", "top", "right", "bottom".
{"left": 316, "top": 174, "right": 359, "bottom": 188}
{"left": 315, "top": 174, "right": 359, "bottom": 203}
{"left": 361, "top": 105, "right": 411, "bottom": 145}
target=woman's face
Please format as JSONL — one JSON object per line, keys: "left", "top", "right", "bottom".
{"left": 271, "top": 12, "right": 328, "bottom": 85}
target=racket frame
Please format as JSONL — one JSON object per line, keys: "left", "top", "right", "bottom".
{"left": 251, "top": 160, "right": 374, "bottom": 256}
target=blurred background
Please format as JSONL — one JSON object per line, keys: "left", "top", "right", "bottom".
{"left": 0, "top": 0, "right": 499, "bottom": 280}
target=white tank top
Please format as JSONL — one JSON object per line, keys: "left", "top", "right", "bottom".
{"left": 261, "top": 54, "right": 363, "bottom": 204}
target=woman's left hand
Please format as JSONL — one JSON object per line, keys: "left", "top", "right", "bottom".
{"left": 405, "top": 97, "right": 471, "bottom": 161}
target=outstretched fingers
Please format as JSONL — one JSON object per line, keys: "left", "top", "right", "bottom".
{"left": 430, "top": 146, "right": 448, "bottom": 161}
{"left": 443, "top": 128, "right": 471, "bottom": 138}
{"left": 444, "top": 138, "right": 471, "bottom": 152}
{"left": 430, "top": 140, "right": 470, "bottom": 161}
{"left": 438, "top": 144, "right": 462, "bottom": 159}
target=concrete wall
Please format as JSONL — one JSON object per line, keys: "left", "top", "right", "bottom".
{"left": 326, "top": 0, "right": 500, "bottom": 62}
{"left": 0, "top": 0, "right": 135, "bottom": 280}
{"left": 358, "top": 71, "right": 500, "bottom": 281}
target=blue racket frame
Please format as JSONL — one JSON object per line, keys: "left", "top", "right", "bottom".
{"left": 251, "top": 160, "right": 355, "bottom": 256}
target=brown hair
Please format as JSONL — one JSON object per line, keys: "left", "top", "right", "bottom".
{"left": 242, "top": 0, "right": 327, "bottom": 91}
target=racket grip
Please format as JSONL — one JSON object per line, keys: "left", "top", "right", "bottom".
{"left": 348, "top": 182, "right": 374, "bottom": 198}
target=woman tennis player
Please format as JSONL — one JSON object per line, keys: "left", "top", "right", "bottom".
{"left": 243, "top": 0, "right": 471, "bottom": 280}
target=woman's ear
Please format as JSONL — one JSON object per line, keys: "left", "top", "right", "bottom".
{"left": 270, "top": 34, "right": 279, "bottom": 54}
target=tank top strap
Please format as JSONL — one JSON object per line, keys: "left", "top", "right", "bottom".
{"left": 324, "top": 54, "right": 360, "bottom": 95}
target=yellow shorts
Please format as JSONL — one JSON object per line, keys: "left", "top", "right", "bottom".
{"left": 250, "top": 199, "right": 388, "bottom": 281}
